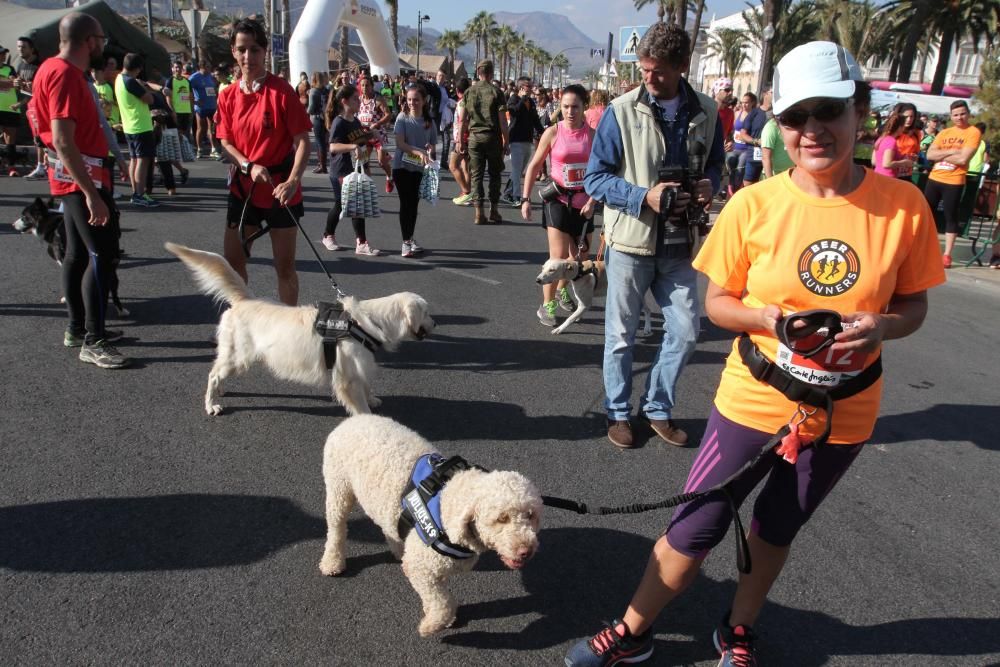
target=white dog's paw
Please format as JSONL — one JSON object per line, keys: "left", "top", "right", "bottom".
{"left": 319, "top": 555, "right": 346, "bottom": 576}
{"left": 207, "top": 404, "right": 224, "bottom": 416}
{"left": 418, "top": 613, "right": 456, "bottom": 637}
{"left": 367, "top": 396, "right": 382, "bottom": 409}
{"left": 550, "top": 327, "right": 564, "bottom": 335}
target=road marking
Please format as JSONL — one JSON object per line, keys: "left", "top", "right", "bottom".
{"left": 422, "top": 263, "right": 501, "bottom": 286}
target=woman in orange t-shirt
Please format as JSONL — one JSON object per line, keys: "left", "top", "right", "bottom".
{"left": 565, "top": 42, "right": 946, "bottom": 667}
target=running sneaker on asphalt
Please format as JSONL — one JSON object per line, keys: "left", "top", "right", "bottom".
{"left": 564, "top": 620, "right": 653, "bottom": 666}
{"left": 355, "top": 241, "right": 381, "bottom": 256}
{"left": 537, "top": 300, "right": 558, "bottom": 327}
{"left": 385, "top": 178, "right": 394, "bottom": 193}
{"left": 141, "top": 194, "right": 161, "bottom": 207}
{"left": 65, "top": 329, "right": 123, "bottom": 348}
{"left": 407, "top": 239, "right": 423, "bottom": 254}
{"left": 78, "top": 339, "right": 130, "bottom": 369}
{"left": 24, "top": 164, "right": 47, "bottom": 180}
{"left": 401, "top": 241, "right": 413, "bottom": 258}
{"left": 713, "top": 617, "right": 758, "bottom": 667}
{"left": 557, "top": 286, "right": 576, "bottom": 312}
{"left": 452, "top": 192, "right": 473, "bottom": 206}
{"left": 322, "top": 235, "right": 343, "bottom": 251}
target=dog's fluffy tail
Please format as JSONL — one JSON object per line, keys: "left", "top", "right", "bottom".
{"left": 164, "top": 242, "right": 251, "bottom": 305}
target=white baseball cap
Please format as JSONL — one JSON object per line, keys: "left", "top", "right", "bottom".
{"left": 771, "top": 41, "right": 863, "bottom": 116}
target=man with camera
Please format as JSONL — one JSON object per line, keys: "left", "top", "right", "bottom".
{"left": 584, "top": 22, "right": 723, "bottom": 449}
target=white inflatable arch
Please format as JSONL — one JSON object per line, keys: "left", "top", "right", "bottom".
{"left": 289, "top": 0, "right": 400, "bottom": 79}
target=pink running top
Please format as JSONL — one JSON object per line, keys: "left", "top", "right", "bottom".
{"left": 549, "top": 120, "right": 592, "bottom": 208}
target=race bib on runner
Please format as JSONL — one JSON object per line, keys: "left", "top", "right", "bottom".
{"left": 204, "top": 87, "right": 216, "bottom": 97}
{"left": 180, "top": 92, "right": 190, "bottom": 103}
{"left": 562, "top": 163, "right": 587, "bottom": 189}
{"left": 402, "top": 152, "right": 424, "bottom": 168}
{"left": 775, "top": 340, "right": 869, "bottom": 387}
{"left": 933, "top": 161, "right": 957, "bottom": 172}
{"left": 51, "top": 154, "right": 104, "bottom": 190}
{"left": 752, "top": 146, "right": 763, "bottom": 161}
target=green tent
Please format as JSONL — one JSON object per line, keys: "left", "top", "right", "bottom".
{"left": 0, "top": 0, "right": 170, "bottom": 75}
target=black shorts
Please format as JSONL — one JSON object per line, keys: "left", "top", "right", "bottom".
{"left": 226, "top": 192, "right": 304, "bottom": 230}
{"left": 0, "top": 110, "right": 20, "bottom": 128}
{"left": 541, "top": 199, "right": 595, "bottom": 238}
{"left": 176, "top": 113, "right": 192, "bottom": 133}
{"left": 125, "top": 131, "right": 156, "bottom": 158}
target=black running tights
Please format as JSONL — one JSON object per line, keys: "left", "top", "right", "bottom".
{"left": 393, "top": 168, "right": 422, "bottom": 241}
{"left": 62, "top": 190, "right": 118, "bottom": 344}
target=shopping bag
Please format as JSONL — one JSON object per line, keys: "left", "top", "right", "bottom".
{"left": 180, "top": 133, "right": 196, "bottom": 162}
{"left": 156, "top": 127, "right": 182, "bottom": 162}
{"left": 340, "top": 159, "right": 381, "bottom": 219}
{"left": 418, "top": 163, "right": 440, "bottom": 205}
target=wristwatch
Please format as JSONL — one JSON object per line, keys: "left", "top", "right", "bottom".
{"left": 240, "top": 160, "right": 253, "bottom": 176}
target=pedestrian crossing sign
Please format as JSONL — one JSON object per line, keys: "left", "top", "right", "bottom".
{"left": 619, "top": 25, "right": 649, "bottom": 63}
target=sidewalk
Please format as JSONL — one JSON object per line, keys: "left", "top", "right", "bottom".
{"left": 940, "top": 233, "right": 1000, "bottom": 293}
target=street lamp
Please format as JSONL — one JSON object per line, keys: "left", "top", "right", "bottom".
{"left": 757, "top": 23, "right": 775, "bottom": 97}
{"left": 416, "top": 12, "right": 430, "bottom": 76}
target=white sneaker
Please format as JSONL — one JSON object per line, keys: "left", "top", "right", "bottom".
{"left": 322, "top": 235, "right": 343, "bottom": 251}
{"left": 355, "top": 241, "right": 381, "bottom": 256}
{"left": 407, "top": 238, "right": 423, "bottom": 254}
{"left": 25, "top": 164, "right": 47, "bottom": 180}
{"left": 401, "top": 241, "right": 414, "bottom": 258}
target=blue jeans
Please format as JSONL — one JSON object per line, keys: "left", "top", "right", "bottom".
{"left": 603, "top": 245, "right": 699, "bottom": 422}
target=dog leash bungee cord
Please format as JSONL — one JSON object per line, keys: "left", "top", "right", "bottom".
{"left": 237, "top": 179, "right": 347, "bottom": 299}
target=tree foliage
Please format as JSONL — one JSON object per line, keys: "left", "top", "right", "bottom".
{"left": 707, "top": 28, "right": 750, "bottom": 78}
{"left": 972, "top": 53, "right": 1000, "bottom": 152}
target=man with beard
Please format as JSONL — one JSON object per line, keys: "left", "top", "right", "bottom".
{"left": 29, "top": 12, "right": 129, "bottom": 368}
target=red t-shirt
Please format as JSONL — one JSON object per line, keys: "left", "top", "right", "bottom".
{"left": 718, "top": 107, "right": 735, "bottom": 144}
{"left": 30, "top": 57, "right": 109, "bottom": 196}
{"left": 216, "top": 73, "right": 312, "bottom": 208}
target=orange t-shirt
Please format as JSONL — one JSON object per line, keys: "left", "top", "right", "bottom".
{"left": 929, "top": 125, "right": 982, "bottom": 185}
{"left": 692, "top": 170, "right": 946, "bottom": 444}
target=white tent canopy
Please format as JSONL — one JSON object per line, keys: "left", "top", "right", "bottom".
{"left": 289, "top": 0, "right": 398, "bottom": 78}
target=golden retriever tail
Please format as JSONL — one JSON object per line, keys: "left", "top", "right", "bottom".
{"left": 164, "top": 242, "right": 251, "bottom": 305}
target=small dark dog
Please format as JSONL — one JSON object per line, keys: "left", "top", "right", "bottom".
{"left": 13, "top": 197, "right": 129, "bottom": 318}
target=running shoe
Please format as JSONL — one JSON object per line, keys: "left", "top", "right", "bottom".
{"left": 942, "top": 254, "right": 952, "bottom": 269}
{"left": 713, "top": 615, "right": 758, "bottom": 667}
{"left": 557, "top": 286, "right": 576, "bottom": 312}
{"left": 8, "top": 168, "right": 19, "bottom": 177}
{"left": 65, "top": 329, "right": 123, "bottom": 348}
{"left": 989, "top": 254, "right": 1000, "bottom": 269}
{"left": 210, "top": 150, "right": 222, "bottom": 160}
{"left": 141, "top": 194, "right": 161, "bottom": 208}
{"left": 179, "top": 168, "right": 190, "bottom": 185}
{"left": 355, "top": 241, "right": 382, "bottom": 256}
{"left": 537, "top": 300, "right": 557, "bottom": 327}
{"left": 401, "top": 241, "right": 414, "bottom": 258}
{"left": 407, "top": 238, "right": 423, "bottom": 254}
{"left": 24, "top": 164, "right": 47, "bottom": 180}
{"left": 564, "top": 619, "right": 653, "bottom": 666}
{"left": 452, "top": 192, "right": 474, "bottom": 206}
{"left": 79, "top": 339, "right": 130, "bottom": 369}
{"left": 499, "top": 193, "right": 519, "bottom": 207}
{"left": 322, "top": 235, "right": 343, "bottom": 251}
{"left": 385, "top": 178, "right": 394, "bottom": 193}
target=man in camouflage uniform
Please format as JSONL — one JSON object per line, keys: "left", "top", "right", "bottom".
{"left": 456, "top": 59, "right": 508, "bottom": 224}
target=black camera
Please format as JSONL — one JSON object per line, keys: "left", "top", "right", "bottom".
{"left": 656, "top": 165, "right": 709, "bottom": 230}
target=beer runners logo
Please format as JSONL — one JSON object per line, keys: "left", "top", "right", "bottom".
{"left": 798, "top": 239, "right": 860, "bottom": 296}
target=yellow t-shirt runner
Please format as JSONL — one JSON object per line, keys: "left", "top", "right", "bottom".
{"left": 693, "top": 170, "right": 946, "bottom": 444}
{"left": 928, "top": 125, "right": 982, "bottom": 185}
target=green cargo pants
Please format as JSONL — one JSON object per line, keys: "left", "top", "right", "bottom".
{"left": 468, "top": 133, "right": 504, "bottom": 206}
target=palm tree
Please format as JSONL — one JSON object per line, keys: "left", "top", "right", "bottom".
{"left": 385, "top": 0, "right": 398, "bottom": 51}
{"left": 339, "top": 26, "right": 350, "bottom": 71}
{"left": 707, "top": 28, "right": 750, "bottom": 78}
{"left": 404, "top": 35, "right": 419, "bottom": 55}
{"left": 551, "top": 53, "right": 569, "bottom": 87}
{"left": 634, "top": 0, "right": 689, "bottom": 26}
{"left": 508, "top": 32, "right": 526, "bottom": 78}
{"left": 742, "top": 0, "right": 820, "bottom": 89}
{"left": 583, "top": 68, "right": 602, "bottom": 89}
{"left": 494, "top": 24, "right": 516, "bottom": 80}
{"left": 928, "top": 0, "right": 999, "bottom": 94}
{"left": 437, "top": 30, "right": 466, "bottom": 76}
{"left": 689, "top": 0, "right": 707, "bottom": 52}
{"left": 464, "top": 11, "right": 496, "bottom": 66}
{"left": 814, "top": 0, "right": 885, "bottom": 65}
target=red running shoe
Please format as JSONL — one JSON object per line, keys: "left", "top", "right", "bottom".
{"left": 942, "top": 254, "right": 952, "bottom": 269}
{"left": 385, "top": 178, "right": 394, "bottom": 193}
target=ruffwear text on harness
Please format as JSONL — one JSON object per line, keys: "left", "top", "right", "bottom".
{"left": 398, "top": 454, "right": 483, "bottom": 560}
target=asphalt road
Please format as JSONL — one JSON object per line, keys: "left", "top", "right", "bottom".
{"left": 1, "top": 157, "right": 999, "bottom": 667}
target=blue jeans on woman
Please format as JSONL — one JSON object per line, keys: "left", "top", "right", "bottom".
{"left": 603, "top": 245, "right": 699, "bottom": 422}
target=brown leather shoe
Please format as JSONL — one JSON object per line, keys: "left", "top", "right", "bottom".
{"left": 644, "top": 416, "right": 688, "bottom": 447}
{"left": 607, "top": 419, "right": 634, "bottom": 449}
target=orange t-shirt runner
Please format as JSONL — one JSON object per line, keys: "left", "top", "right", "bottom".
{"left": 215, "top": 73, "right": 311, "bottom": 209}
{"left": 928, "top": 125, "right": 981, "bottom": 186}
{"left": 693, "top": 170, "right": 946, "bottom": 444}
{"left": 29, "top": 57, "right": 111, "bottom": 196}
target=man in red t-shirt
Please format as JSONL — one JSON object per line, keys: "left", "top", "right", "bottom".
{"left": 216, "top": 18, "right": 311, "bottom": 306}
{"left": 30, "top": 12, "right": 128, "bottom": 369}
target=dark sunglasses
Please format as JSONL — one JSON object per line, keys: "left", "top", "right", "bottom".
{"left": 777, "top": 99, "right": 853, "bottom": 130}
{"left": 777, "top": 309, "right": 843, "bottom": 358}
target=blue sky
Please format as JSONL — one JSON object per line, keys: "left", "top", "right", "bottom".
{"left": 407, "top": 0, "right": 750, "bottom": 46}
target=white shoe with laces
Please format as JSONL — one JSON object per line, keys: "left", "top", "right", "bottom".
{"left": 25, "top": 164, "right": 47, "bottom": 180}
{"left": 322, "top": 235, "right": 343, "bottom": 251}
{"left": 401, "top": 241, "right": 414, "bottom": 258}
{"left": 355, "top": 241, "right": 381, "bottom": 256}
{"left": 407, "top": 238, "right": 423, "bottom": 254}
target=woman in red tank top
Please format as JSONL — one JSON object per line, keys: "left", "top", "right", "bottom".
{"left": 520, "top": 84, "right": 597, "bottom": 327}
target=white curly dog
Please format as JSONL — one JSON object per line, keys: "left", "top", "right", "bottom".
{"left": 164, "top": 242, "right": 434, "bottom": 416}
{"left": 319, "top": 415, "right": 543, "bottom": 636}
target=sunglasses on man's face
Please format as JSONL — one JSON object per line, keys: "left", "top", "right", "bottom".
{"left": 777, "top": 98, "right": 853, "bottom": 130}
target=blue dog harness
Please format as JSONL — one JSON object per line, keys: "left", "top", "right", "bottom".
{"left": 314, "top": 301, "right": 382, "bottom": 369}
{"left": 398, "top": 454, "right": 479, "bottom": 560}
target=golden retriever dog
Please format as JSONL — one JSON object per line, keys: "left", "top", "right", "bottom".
{"left": 320, "top": 415, "right": 542, "bottom": 636}
{"left": 164, "top": 243, "right": 434, "bottom": 416}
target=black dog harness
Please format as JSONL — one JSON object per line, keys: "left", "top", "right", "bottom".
{"left": 542, "top": 312, "right": 882, "bottom": 574}
{"left": 571, "top": 259, "right": 604, "bottom": 282}
{"left": 397, "top": 454, "right": 484, "bottom": 560}
{"left": 313, "top": 301, "right": 382, "bottom": 369}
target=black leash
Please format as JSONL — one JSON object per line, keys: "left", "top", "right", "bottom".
{"left": 237, "top": 179, "right": 347, "bottom": 299}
